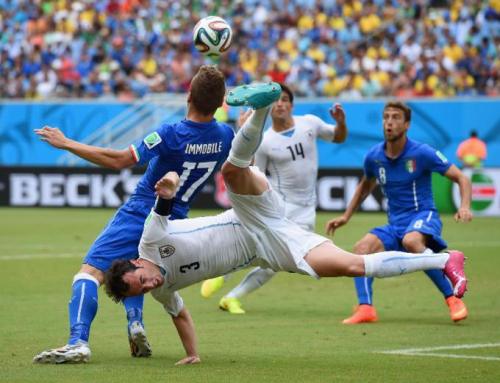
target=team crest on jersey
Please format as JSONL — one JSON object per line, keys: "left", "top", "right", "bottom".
{"left": 405, "top": 159, "right": 416, "bottom": 173}
{"left": 159, "top": 244, "right": 175, "bottom": 258}
{"left": 144, "top": 132, "right": 162, "bottom": 149}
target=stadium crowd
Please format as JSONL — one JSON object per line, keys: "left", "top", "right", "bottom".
{"left": 0, "top": 0, "right": 498, "bottom": 100}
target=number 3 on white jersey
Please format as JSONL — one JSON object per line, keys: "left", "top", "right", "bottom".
{"left": 178, "top": 161, "right": 217, "bottom": 202}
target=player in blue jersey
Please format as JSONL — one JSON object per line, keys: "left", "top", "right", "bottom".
{"left": 102, "top": 86, "right": 467, "bottom": 364}
{"left": 32, "top": 65, "right": 235, "bottom": 364}
{"left": 326, "top": 101, "right": 472, "bottom": 324}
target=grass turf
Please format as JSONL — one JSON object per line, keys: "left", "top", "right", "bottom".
{"left": 1, "top": 208, "right": 499, "bottom": 383}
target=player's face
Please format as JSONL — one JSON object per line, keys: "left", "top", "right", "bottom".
{"left": 271, "top": 93, "right": 293, "bottom": 120}
{"left": 122, "top": 265, "right": 165, "bottom": 296}
{"left": 383, "top": 107, "right": 409, "bottom": 142}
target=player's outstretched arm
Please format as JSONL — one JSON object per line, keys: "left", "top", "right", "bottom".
{"left": 444, "top": 164, "right": 473, "bottom": 222}
{"left": 34, "top": 126, "right": 135, "bottom": 169}
{"left": 171, "top": 307, "right": 201, "bottom": 365}
{"left": 326, "top": 176, "right": 377, "bottom": 235}
{"left": 329, "top": 103, "right": 348, "bottom": 143}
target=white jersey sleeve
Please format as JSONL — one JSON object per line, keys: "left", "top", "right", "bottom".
{"left": 151, "top": 289, "right": 184, "bottom": 317}
{"left": 302, "top": 114, "right": 336, "bottom": 142}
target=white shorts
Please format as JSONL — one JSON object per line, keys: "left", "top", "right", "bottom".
{"left": 228, "top": 187, "right": 329, "bottom": 279}
{"left": 284, "top": 201, "right": 316, "bottom": 232}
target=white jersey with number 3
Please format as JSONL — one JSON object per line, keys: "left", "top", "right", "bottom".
{"left": 139, "top": 210, "right": 259, "bottom": 316}
{"left": 254, "top": 114, "right": 335, "bottom": 208}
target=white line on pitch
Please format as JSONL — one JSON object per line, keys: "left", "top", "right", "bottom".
{"left": 394, "top": 352, "right": 500, "bottom": 361}
{"left": 377, "top": 343, "right": 500, "bottom": 362}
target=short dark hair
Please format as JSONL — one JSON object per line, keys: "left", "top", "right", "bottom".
{"left": 470, "top": 130, "right": 478, "bottom": 138}
{"left": 104, "top": 260, "right": 138, "bottom": 303}
{"left": 190, "top": 65, "right": 226, "bottom": 116}
{"left": 384, "top": 101, "right": 411, "bottom": 122}
{"left": 278, "top": 83, "right": 294, "bottom": 104}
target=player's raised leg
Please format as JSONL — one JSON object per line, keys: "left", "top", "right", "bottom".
{"left": 304, "top": 242, "right": 467, "bottom": 298}
{"left": 223, "top": 82, "right": 281, "bottom": 194}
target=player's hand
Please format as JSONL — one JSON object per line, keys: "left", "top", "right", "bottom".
{"left": 237, "top": 109, "right": 253, "bottom": 130}
{"left": 34, "top": 126, "right": 69, "bottom": 149}
{"left": 454, "top": 207, "right": 473, "bottom": 223}
{"left": 326, "top": 215, "right": 349, "bottom": 236}
{"left": 175, "top": 355, "right": 201, "bottom": 365}
{"left": 329, "top": 103, "right": 346, "bottom": 125}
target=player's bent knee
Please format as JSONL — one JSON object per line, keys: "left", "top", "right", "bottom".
{"left": 79, "top": 264, "right": 104, "bottom": 285}
{"left": 401, "top": 233, "right": 425, "bottom": 253}
{"left": 353, "top": 241, "right": 371, "bottom": 255}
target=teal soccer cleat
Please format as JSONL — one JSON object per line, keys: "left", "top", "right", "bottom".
{"left": 226, "top": 82, "right": 282, "bottom": 109}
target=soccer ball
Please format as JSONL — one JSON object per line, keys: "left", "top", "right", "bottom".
{"left": 193, "top": 16, "right": 232, "bottom": 58}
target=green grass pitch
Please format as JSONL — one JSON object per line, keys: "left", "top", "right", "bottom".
{"left": 1, "top": 208, "right": 499, "bottom": 383}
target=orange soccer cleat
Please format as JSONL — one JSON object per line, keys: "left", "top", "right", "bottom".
{"left": 446, "top": 296, "right": 468, "bottom": 322}
{"left": 342, "top": 304, "right": 378, "bottom": 324}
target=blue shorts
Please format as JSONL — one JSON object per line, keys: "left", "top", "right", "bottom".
{"left": 83, "top": 198, "right": 154, "bottom": 271}
{"left": 370, "top": 210, "right": 447, "bottom": 252}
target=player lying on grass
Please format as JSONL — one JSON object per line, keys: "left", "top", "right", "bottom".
{"left": 103, "top": 83, "right": 468, "bottom": 364}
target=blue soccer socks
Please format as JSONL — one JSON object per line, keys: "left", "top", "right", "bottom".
{"left": 68, "top": 273, "right": 99, "bottom": 345}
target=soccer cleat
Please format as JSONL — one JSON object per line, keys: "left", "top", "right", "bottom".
{"left": 128, "top": 321, "right": 152, "bottom": 357}
{"left": 226, "top": 82, "right": 282, "bottom": 109}
{"left": 342, "top": 304, "right": 378, "bottom": 324}
{"left": 33, "top": 342, "right": 91, "bottom": 364}
{"left": 443, "top": 250, "right": 468, "bottom": 298}
{"left": 446, "top": 296, "right": 468, "bottom": 322}
{"left": 200, "top": 276, "right": 225, "bottom": 298}
{"left": 219, "top": 297, "right": 245, "bottom": 314}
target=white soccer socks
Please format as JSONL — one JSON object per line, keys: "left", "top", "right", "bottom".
{"left": 363, "top": 251, "right": 449, "bottom": 278}
{"left": 228, "top": 107, "right": 270, "bottom": 168}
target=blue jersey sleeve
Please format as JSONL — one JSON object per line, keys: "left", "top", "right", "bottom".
{"left": 363, "top": 153, "right": 375, "bottom": 179}
{"left": 421, "top": 144, "right": 452, "bottom": 175}
{"left": 130, "top": 125, "right": 171, "bottom": 166}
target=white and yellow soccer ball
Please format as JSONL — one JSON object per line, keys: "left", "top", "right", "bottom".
{"left": 193, "top": 16, "right": 232, "bottom": 58}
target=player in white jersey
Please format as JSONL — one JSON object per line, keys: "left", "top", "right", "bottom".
{"left": 104, "top": 83, "right": 467, "bottom": 365}
{"left": 200, "top": 83, "right": 348, "bottom": 314}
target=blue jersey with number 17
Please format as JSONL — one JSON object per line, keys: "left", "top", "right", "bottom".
{"left": 130, "top": 119, "right": 234, "bottom": 218}
{"left": 364, "top": 138, "right": 452, "bottom": 228}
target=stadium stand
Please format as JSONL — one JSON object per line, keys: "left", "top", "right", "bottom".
{"left": 0, "top": 0, "right": 498, "bottom": 99}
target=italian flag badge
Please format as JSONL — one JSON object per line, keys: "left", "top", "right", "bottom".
{"left": 405, "top": 159, "right": 416, "bottom": 173}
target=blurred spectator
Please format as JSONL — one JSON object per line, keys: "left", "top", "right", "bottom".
{"left": 0, "top": 0, "right": 498, "bottom": 100}
{"left": 456, "top": 130, "right": 488, "bottom": 168}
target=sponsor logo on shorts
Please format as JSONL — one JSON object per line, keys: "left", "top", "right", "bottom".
{"left": 159, "top": 245, "right": 175, "bottom": 258}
